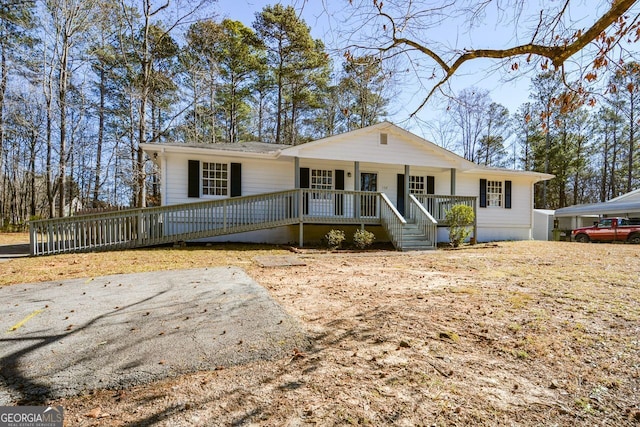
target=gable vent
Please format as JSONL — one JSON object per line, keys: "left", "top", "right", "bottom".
{"left": 380, "top": 133, "right": 388, "bottom": 145}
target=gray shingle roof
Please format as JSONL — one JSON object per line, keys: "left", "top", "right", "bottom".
{"left": 159, "top": 141, "right": 290, "bottom": 154}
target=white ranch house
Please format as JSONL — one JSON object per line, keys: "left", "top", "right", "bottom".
{"left": 141, "top": 122, "right": 552, "bottom": 247}
{"left": 29, "top": 122, "right": 553, "bottom": 255}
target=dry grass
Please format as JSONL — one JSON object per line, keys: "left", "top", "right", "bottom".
{"left": 0, "top": 232, "right": 30, "bottom": 246}
{"left": 2, "top": 239, "right": 640, "bottom": 425}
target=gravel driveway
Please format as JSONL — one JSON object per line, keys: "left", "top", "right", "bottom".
{"left": 0, "top": 267, "right": 310, "bottom": 404}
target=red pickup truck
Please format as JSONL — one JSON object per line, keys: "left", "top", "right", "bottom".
{"left": 572, "top": 217, "right": 640, "bottom": 243}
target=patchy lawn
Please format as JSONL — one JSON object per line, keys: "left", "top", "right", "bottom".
{"left": 1, "top": 240, "right": 639, "bottom": 425}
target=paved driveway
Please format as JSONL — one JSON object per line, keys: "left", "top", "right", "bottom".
{"left": 0, "top": 267, "right": 310, "bottom": 404}
{"left": 0, "top": 243, "right": 29, "bottom": 262}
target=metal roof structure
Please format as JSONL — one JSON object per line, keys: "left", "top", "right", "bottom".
{"left": 555, "top": 192, "right": 640, "bottom": 218}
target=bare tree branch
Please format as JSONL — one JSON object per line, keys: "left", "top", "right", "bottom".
{"left": 359, "top": 0, "right": 639, "bottom": 115}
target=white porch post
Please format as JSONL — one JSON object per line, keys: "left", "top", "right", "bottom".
{"left": 450, "top": 168, "right": 456, "bottom": 195}
{"left": 160, "top": 149, "right": 167, "bottom": 206}
{"left": 354, "top": 161, "right": 360, "bottom": 219}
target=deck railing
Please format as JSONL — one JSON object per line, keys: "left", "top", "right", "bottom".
{"left": 408, "top": 194, "right": 438, "bottom": 249}
{"left": 30, "top": 189, "right": 472, "bottom": 256}
{"left": 29, "top": 189, "right": 386, "bottom": 256}
{"left": 380, "top": 193, "right": 406, "bottom": 249}
{"left": 30, "top": 190, "right": 301, "bottom": 256}
{"left": 413, "top": 194, "right": 476, "bottom": 224}
{"left": 300, "top": 189, "right": 381, "bottom": 223}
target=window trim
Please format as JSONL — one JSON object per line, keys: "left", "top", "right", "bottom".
{"left": 409, "top": 175, "right": 425, "bottom": 195}
{"left": 202, "top": 161, "right": 228, "bottom": 197}
{"left": 486, "top": 180, "right": 503, "bottom": 207}
{"left": 480, "top": 179, "right": 512, "bottom": 209}
{"left": 310, "top": 169, "right": 333, "bottom": 199}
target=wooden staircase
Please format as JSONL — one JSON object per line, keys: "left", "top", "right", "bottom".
{"left": 399, "top": 220, "right": 434, "bottom": 251}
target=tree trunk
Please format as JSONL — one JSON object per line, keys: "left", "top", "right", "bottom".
{"left": 93, "top": 66, "right": 105, "bottom": 207}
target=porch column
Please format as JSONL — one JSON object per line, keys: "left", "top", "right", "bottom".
{"left": 404, "top": 164, "right": 410, "bottom": 217}
{"left": 450, "top": 168, "right": 457, "bottom": 195}
{"left": 354, "top": 161, "right": 360, "bottom": 190}
{"left": 354, "top": 161, "right": 360, "bottom": 219}
{"left": 160, "top": 149, "right": 167, "bottom": 206}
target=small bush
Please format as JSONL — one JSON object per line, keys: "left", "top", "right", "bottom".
{"left": 325, "top": 229, "right": 346, "bottom": 249}
{"left": 445, "top": 204, "right": 475, "bottom": 248}
{"left": 353, "top": 229, "right": 375, "bottom": 249}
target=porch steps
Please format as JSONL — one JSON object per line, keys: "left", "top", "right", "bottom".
{"left": 399, "top": 221, "right": 434, "bottom": 251}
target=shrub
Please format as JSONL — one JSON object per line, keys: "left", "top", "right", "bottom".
{"left": 353, "top": 229, "right": 375, "bottom": 249}
{"left": 325, "top": 229, "right": 346, "bottom": 249}
{"left": 445, "top": 204, "right": 475, "bottom": 248}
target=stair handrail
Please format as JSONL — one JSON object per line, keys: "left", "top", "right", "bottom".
{"left": 380, "top": 193, "right": 406, "bottom": 250}
{"left": 409, "top": 194, "right": 438, "bottom": 249}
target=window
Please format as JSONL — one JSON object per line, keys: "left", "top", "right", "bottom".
{"left": 409, "top": 175, "right": 425, "bottom": 194}
{"left": 380, "top": 133, "right": 388, "bottom": 145}
{"left": 480, "top": 179, "right": 511, "bottom": 208}
{"left": 598, "top": 219, "right": 612, "bottom": 228}
{"left": 487, "top": 180, "right": 502, "bottom": 207}
{"left": 311, "top": 169, "right": 332, "bottom": 199}
{"left": 202, "top": 162, "right": 227, "bottom": 196}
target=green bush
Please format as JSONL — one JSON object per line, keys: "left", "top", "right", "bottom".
{"left": 353, "top": 229, "right": 375, "bottom": 249}
{"left": 445, "top": 204, "right": 475, "bottom": 248}
{"left": 325, "top": 229, "right": 346, "bottom": 249}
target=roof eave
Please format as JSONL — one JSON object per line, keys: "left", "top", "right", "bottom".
{"left": 140, "top": 143, "right": 283, "bottom": 159}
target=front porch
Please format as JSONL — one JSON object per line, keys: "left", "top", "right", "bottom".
{"left": 29, "top": 190, "right": 477, "bottom": 256}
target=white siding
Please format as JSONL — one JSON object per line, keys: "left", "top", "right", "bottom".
{"left": 453, "top": 173, "right": 535, "bottom": 242}
{"left": 294, "top": 128, "right": 458, "bottom": 169}
{"left": 164, "top": 153, "right": 294, "bottom": 206}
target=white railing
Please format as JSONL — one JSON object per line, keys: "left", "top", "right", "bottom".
{"left": 30, "top": 189, "right": 463, "bottom": 256}
{"left": 30, "top": 190, "right": 300, "bottom": 256}
{"left": 300, "top": 189, "right": 381, "bottom": 223}
{"left": 409, "top": 194, "right": 438, "bottom": 249}
{"left": 29, "top": 189, "right": 388, "bottom": 256}
{"left": 413, "top": 194, "right": 476, "bottom": 224}
{"left": 380, "top": 193, "right": 406, "bottom": 249}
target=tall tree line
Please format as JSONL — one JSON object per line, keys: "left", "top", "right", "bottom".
{"left": 437, "top": 70, "right": 639, "bottom": 210}
{"left": 0, "top": 2, "right": 390, "bottom": 228}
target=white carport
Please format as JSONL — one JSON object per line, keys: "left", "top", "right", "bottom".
{"left": 554, "top": 189, "right": 640, "bottom": 231}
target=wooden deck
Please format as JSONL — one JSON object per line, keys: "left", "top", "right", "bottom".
{"left": 29, "top": 190, "right": 476, "bottom": 255}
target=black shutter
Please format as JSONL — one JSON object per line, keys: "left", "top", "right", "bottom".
{"left": 188, "top": 160, "right": 200, "bottom": 198}
{"left": 479, "top": 178, "right": 487, "bottom": 208}
{"left": 300, "top": 167, "right": 310, "bottom": 215}
{"left": 335, "top": 169, "right": 344, "bottom": 190}
{"left": 427, "top": 176, "right": 435, "bottom": 195}
{"left": 396, "top": 174, "right": 405, "bottom": 216}
{"left": 300, "top": 168, "right": 310, "bottom": 188}
{"left": 504, "top": 180, "right": 512, "bottom": 209}
{"left": 230, "top": 163, "right": 242, "bottom": 197}
{"left": 335, "top": 170, "right": 344, "bottom": 215}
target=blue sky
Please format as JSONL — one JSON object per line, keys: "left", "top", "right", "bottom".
{"left": 213, "top": 1, "right": 577, "bottom": 140}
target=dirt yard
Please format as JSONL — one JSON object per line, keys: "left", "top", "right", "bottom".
{"left": 2, "top": 239, "right": 640, "bottom": 425}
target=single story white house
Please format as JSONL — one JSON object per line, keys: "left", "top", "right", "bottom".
{"left": 140, "top": 122, "right": 553, "bottom": 248}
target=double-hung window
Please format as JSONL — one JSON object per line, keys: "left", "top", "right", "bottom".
{"left": 486, "top": 180, "right": 502, "bottom": 207}
{"left": 409, "top": 175, "right": 425, "bottom": 195}
{"left": 202, "top": 162, "right": 228, "bottom": 196}
{"left": 311, "top": 169, "right": 332, "bottom": 199}
{"left": 480, "top": 179, "right": 512, "bottom": 209}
